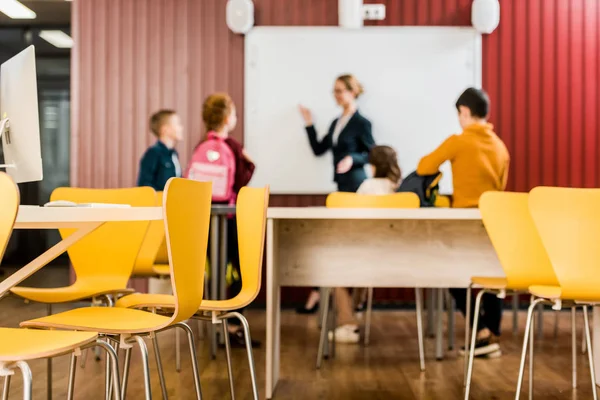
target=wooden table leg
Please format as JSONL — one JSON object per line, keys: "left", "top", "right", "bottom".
{"left": 266, "top": 219, "right": 280, "bottom": 399}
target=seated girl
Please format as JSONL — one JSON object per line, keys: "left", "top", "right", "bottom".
{"left": 333, "top": 145, "right": 402, "bottom": 343}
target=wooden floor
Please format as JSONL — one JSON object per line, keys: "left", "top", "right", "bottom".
{"left": 0, "top": 269, "right": 596, "bottom": 399}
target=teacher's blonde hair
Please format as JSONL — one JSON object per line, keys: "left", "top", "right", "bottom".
{"left": 337, "top": 74, "right": 364, "bottom": 99}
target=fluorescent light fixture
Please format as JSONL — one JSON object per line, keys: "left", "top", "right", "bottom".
{"left": 0, "top": 0, "right": 36, "bottom": 19}
{"left": 39, "top": 30, "right": 74, "bottom": 49}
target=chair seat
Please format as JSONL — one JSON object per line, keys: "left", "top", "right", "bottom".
{"left": 152, "top": 264, "right": 170, "bottom": 276}
{"left": 470, "top": 276, "right": 508, "bottom": 289}
{"left": 0, "top": 328, "right": 97, "bottom": 361}
{"left": 115, "top": 292, "right": 251, "bottom": 313}
{"left": 20, "top": 307, "right": 170, "bottom": 335}
{"left": 116, "top": 293, "right": 175, "bottom": 309}
{"left": 11, "top": 280, "right": 134, "bottom": 304}
{"left": 528, "top": 285, "right": 562, "bottom": 300}
{"left": 528, "top": 285, "right": 600, "bottom": 303}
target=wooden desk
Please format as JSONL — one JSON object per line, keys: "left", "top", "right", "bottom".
{"left": 2, "top": 206, "right": 162, "bottom": 297}
{"left": 265, "top": 207, "right": 503, "bottom": 399}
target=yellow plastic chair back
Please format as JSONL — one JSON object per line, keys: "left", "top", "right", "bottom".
{"left": 479, "top": 191, "right": 558, "bottom": 291}
{"left": 133, "top": 191, "right": 166, "bottom": 276}
{"left": 231, "top": 186, "right": 270, "bottom": 308}
{"left": 0, "top": 173, "right": 19, "bottom": 261}
{"left": 51, "top": 187, "right": 156, "bottom": 289}
{"left": 529, "top": 187, "right": 600, "bottom": 301}
{"left": 326, "top": 192, "right": 420, "bottom": 208}
{"left": 163, "top": 178, "right": 211, "bottom": 323}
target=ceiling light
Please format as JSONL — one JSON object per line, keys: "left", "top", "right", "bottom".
{"left": 0, "top": 0, "right": 36, "bottom": 19}
{"left": 39, "top": 30, "right": 74, "bottom": 49}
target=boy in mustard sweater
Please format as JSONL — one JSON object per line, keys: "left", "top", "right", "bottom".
{"left": 417, "top": 87, "right": 510, "bottom": 357}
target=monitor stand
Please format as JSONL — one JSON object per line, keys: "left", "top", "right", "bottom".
{"left": 0, "top": 118, "right": 16, "bottom": 169}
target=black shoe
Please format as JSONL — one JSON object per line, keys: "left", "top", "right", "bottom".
{"left": 296, "top": 302, "right": 319, "bottom": 314}
{"left": 219, "top": 329, "right": 261, "bottom": 349}
{"left": 458, "top": 336, "right": 501, "bottom": 357}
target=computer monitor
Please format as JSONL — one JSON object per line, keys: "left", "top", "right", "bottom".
{"left": 0, "top": 45, "right": 43, "bottom": 183}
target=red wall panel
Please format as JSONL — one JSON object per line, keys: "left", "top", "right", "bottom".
{"left": 72, "top": 0, "right": 600, "bottom": 303}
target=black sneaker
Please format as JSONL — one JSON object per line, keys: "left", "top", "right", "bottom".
{"left": 458, "top": 336, "right": 501, "bottom": 357}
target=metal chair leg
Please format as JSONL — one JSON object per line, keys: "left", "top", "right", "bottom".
{"left": 105, "top": 340, "right": 111, "bottom": 400}
{"left": 464, "top": 289, "right": 485, "bottom": 400}
{"left": 512, "top": 293, "right": 519, "bottom": 336}
{"left": 364, "top": 287, "right": 374, "bottom": 346}
{"left": 415, "top": 288, "right": 426, "bottom": 371}
{"left": 152, "top": 333, "right": 169, "bottom": 400}
{"left": 583, "top": 305, "right": 598, "bottom": 400}
{"left": 228, "top": 312, "right": 259, "bottom": 400}
{"left": 16, "top": 361, "right": 32, "bottom": 400}
{"left": 222, "top": 320, "right": 235, "bottom": 400}
{"left": 94, "top": 340, "right": 122, "bottom": 400}
{"left": 2, "top": 376, "right": 10, "bottom": 400}
{"left": 174, "top": 323, "right": 203, "bottom": 400}
{"left": 582, "top": 308, "right": 589, "bottom": 355}
{"left": 133, "top": 336, "right": 153, "bottom": 400}
{"left": 175, "top": 329, "right": 181, "bottom": 372}
{"left": 515, "top": 298, "right": 544, "bottom": 399}
{"left": 571, "top": 307, "right": 577, "bottom": 389}
{"left": 46, "top": 304, "right": 52, "bottom": 400}
{"left": 529, "top": 302, "right": 535, "bottom": 400}
{"left": 120, "top": 348, "right": 132, "bottom": 400}
{"left": 463, "top": 285, "right": 472, "bottom": 387}
{"left": 554, "top": 310, "right": 559, "bottom": 339}
{"left": 330, "top": 289, "right": 337, "bottom": 359}
{"left": 67, "top": 354, "right": 76, "bottom": 400}
{"left": 316, "top": 288, "right": 331, "bottom": 369}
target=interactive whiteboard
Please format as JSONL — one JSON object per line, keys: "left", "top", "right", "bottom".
{"left": 245, "top": 26, "right": 482, "bottom": 194}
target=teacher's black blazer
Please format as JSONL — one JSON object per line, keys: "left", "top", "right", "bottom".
{"left": 305, "top": 111, "right": 375, "bottom": 192}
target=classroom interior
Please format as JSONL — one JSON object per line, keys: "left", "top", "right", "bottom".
{"left": 1, "top": 0, "right": 600, "bottom": 399}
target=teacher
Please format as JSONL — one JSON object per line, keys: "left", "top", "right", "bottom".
{"left": 296, "top": 74, "right": 375, "bottom": 315}
{"left": 299, "top": 74, "right": 375, "bottom": 193}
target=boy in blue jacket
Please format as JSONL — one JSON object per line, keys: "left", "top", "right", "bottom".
{"left": 137, "top": 110, "right": 183, "bottom": 190}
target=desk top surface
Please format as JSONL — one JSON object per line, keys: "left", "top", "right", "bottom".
{"left": 16, "top": 206, "right": 163, "bottom": 224}
{"left": 267, "top": 207, "right": 481, "bottom": 220}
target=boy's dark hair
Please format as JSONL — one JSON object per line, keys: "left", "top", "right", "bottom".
{"left": 369, "top": 145, "right": 401, "bottom": 184}
{"left": 150, "top": 109, "right": 176, "bottom": 137}
{"left": 456, "top": 87, "right": 490, "bottom": 119}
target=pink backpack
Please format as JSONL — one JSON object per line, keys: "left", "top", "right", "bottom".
{"left": 185, "top": 132, "right": 236, "bottom": 203}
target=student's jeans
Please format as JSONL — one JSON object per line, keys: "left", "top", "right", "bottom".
{"left": 449, "top": 288, "right": 503, "bottom": 337}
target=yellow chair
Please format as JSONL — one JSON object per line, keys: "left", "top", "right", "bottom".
{"left": 0, "top": 172, "right": 121, "bottom": 400}
{"left": 464, "top": 192, "right": 566, "bottom": 399}
{"left": 434, "top": 195, "right": 451, "bottom": 208}
{"left": 11, "top": 186, "right": 156, "bottom": 305}
{"left": 9, "top": 186, "right": 155, "bottom": 397}
{"left": 115, "top": 185, "right": 270, "bottom": 400}
{"left": 320, "top": 192, "right": 423, "bottom": 369}
{"left": 132, "top": 191, "right": 170, "bottom": 278}
{"left": 517, "top": 187, "right": 600, "bottom": 400}
{"left": 20, "top": 178, "right": 212, "bottom": 400}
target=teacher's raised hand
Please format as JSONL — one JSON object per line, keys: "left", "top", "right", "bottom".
{"left": 336, "top": 155, "right": 354, "bottom": 174}
{"left": 298, "top": 104, "right": 313, "bottom": 126}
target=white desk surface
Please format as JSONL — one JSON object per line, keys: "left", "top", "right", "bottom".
{"left": 15, "top": 206, "right": 163, "bottom": 228}
{"left": 267, "top": 207, "right": 481, "bottom": 220}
